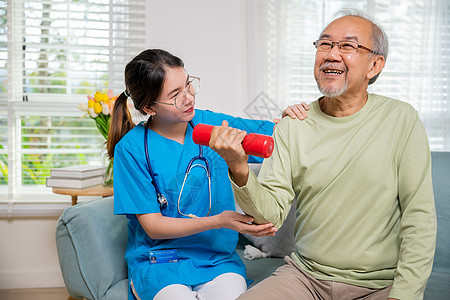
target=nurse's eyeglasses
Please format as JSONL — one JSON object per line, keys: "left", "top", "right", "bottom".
{"left": 154, "top": 76, "right": 200, "bottom": 110}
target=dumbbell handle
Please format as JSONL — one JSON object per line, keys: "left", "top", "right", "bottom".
{"left": 192, "top": 124, "right": 274, "bottom": 158}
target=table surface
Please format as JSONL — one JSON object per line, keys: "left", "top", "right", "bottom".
{"left": 53, "top": 184, "right": 113, "bottom": 205}
{"left": 52, "top": 184, "right": 113, "bottom": 196}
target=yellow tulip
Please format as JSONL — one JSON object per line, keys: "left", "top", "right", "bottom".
{"left": 94, "top": 91, "right": 109, "bottom": 103}
{"left": 93, "top": 92, "right": 102, "bottom": 103}
{"left": 83, "top": 91, "right": 116, "bottom": 127}
{"left": 93, "top": 102, "right": 102, "bottom": 114}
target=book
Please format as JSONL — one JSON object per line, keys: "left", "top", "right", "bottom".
{"left": 50, "top": 165, "right": 106, "bottom": 179}
{"left": 46, "top": 175, "right": 104, "bottom": 189}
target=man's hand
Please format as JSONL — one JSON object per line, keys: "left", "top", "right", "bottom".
{"left": 273, "top": 102, "right": 310, "bottom": 124}
{"left": 209, "top": 120, "right": 250, "bottom": 186}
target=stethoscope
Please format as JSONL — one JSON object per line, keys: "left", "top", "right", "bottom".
{"left": 144, "top": 118, "right": 212, "bottom": 218}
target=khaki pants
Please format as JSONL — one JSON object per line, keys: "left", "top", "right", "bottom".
{"left": 237, "top": 256, "right": 392, "bottom": 300}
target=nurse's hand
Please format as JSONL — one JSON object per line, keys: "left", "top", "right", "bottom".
{"left": 273, "top": 101, "right": 310, "bottom": 124}
{"left": 217, "top": 211, "right": 277, "bottom": 237}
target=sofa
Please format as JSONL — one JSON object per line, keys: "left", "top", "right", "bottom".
{"left": 56, "top": 152, "right": 450, "bottom": 299}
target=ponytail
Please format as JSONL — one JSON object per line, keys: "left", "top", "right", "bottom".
{"left": 106, "top": 92, "right": 135, "bottom": 159}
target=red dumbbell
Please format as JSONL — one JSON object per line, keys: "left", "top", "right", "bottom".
{"left": 192, "top": 123, "right": 274, "bottom": 158}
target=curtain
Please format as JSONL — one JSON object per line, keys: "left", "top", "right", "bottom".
{"left": 245, "top": 0, "right": 450, "bottom": 151}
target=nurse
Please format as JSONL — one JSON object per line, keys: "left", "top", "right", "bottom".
{"left": 106, "top": 49, "right": 308, "bottom": 300}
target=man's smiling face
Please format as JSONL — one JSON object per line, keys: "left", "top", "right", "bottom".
{"left": 314, "top": 16, "right": 376, "bottom": 98}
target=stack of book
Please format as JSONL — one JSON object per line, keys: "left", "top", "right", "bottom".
{"left": 46, "top": 165, "right": 107, "bottom": 189}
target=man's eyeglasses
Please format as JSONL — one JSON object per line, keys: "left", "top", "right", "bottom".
{"left": 313, "top": 39, "right": 379, "bottom": 55}
{"left": 155, "top": 76, "right": 200, "bottom": 110}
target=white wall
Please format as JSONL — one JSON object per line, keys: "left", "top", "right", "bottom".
{"left": 0, "top": 216, "right": 65, "bottom": 289}
{"left": 0, "top": 0, "right": 247, "bottom": 289}
{"left": 147, "top": 0, "right": 248, "bottom": 116}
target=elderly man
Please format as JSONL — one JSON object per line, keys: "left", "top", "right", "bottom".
{"left": 210, "top": 10, "right": 436, "bottom": 300}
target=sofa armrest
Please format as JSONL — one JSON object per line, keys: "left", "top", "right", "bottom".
{"left": 56, "top": 197, "right": 128, "bottom": 300}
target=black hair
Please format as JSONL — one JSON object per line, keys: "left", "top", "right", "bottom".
{"left": 107, "top": 49, "right": 184, "bottom": 158}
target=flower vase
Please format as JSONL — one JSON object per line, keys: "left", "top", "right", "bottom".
{"left": 104, "top": 159, "right": 113, "bottom": 186}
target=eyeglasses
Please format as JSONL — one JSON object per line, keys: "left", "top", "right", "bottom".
{"left": 313, "top": 39, "right": 379, "bottom": 55}
{"left": 154, "top": 76, "right": 200, "bottom": 110}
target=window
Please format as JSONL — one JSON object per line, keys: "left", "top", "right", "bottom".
{"left": 245, "top": 0, "right": 450, "bottom": 151}
{"left": 1, "top": 0, "right": 146, "bottom": 206}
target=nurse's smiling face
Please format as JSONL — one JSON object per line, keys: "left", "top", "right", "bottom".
{"left": 145, "top": 67, "right": 196, "bottom": 124}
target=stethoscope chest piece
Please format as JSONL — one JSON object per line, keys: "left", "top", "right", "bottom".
{"left": 157, "top": 193, "right": 168, "bottom": 209}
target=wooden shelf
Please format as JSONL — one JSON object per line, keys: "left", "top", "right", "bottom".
{"left": 53, "top": 184, "right": 113, "bottom": 206}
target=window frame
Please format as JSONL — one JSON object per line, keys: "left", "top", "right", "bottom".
{"left": 1, "top": 0, "right": 147, "bottom": 215}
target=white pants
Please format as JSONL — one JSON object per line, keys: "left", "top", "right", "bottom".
{"left": 153, "top": 272, "right": 247, "bottom": 300}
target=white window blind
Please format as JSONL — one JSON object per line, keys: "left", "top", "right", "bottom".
{"left": 18, "top": 112, "right": 105, "bottom": 185}
{"left": 0, "top": 111, "right": 6, "bottom": 188}
{"left": 0, "top": 1, "right": 6, "bottom": 102}
{"left": 1, "top": 0, "right": 147, "bottom": 205}
{"left": 245, "top": 0, "right": 450, "bottom": 151}
{"left": 10, "top": 0, "right": 146, "bottom": 100}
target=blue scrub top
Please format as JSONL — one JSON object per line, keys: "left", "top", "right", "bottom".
{"left": 114, "top": 109, "right": 274, "bottom": 299}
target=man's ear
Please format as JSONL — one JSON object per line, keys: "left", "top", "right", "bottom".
{"left": 143, "top": 106, "right": 156, "bottom": 116}
{"left": 367, "top": 55, "right": 385, "bottom": 81}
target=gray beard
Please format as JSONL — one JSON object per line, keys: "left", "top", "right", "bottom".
{"left": 317, "top": 81, "right": 348, "bottom": 98}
